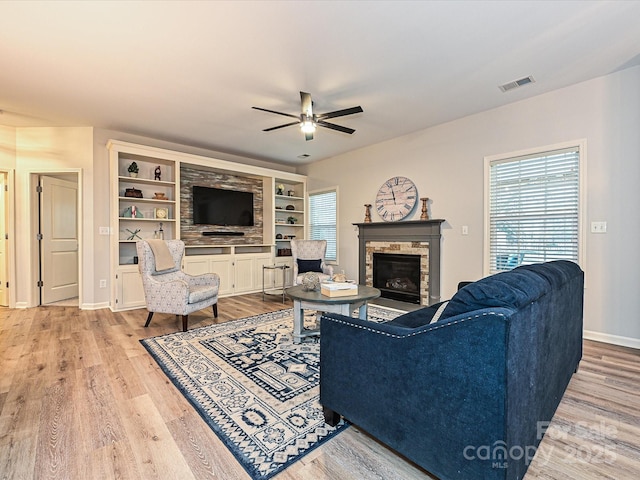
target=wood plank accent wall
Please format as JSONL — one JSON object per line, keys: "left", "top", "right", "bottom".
{"left": 180, "top": 165, "right": 264, "bottom": 245}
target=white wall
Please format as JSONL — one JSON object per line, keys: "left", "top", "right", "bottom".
{"left": 0, "top": 125, "right": 16, "bottom": 168}
{"left": 301, "top": 65, "right": 640, "bottom": 347}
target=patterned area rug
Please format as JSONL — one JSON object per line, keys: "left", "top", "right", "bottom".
{"left": 140, "top": 305, "right": 402, "bottom": 480}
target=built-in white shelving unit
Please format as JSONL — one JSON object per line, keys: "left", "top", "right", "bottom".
{"left": 108, "top": 140, "right": 306, "bottom": 311}
{"left": 274, "top": 178, "right": 306, "bottom": 259}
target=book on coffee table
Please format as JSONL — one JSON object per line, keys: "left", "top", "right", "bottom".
{"left": 321, "top": 282, "right": 358, "bottom": 297}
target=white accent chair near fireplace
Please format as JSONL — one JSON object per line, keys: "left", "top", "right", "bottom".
{"left": 291, "top": 239, "right": 334, "bottom": 285}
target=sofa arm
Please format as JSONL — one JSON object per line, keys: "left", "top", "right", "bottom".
{"left": 319, "top": 309, "right": 513, "bottom": 479}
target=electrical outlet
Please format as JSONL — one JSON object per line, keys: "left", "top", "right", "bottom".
{"left": 590, "top": 221, "right": 607, "bottom": 233}
{"left": 99, "top": 227, "right": 110, "bottom": 235}
{"left": 99, "top": 279, "right": 107, "bottom": 288}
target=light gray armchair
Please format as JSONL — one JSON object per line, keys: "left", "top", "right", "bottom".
{"left": 291, "top": 239, "right": 334, "bottom": 285}
{"left": 137, "top": 239, "right": 219, "bottom": 332}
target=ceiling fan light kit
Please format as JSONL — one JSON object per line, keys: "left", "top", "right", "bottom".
{"left": 253, "top": 91, "right": 362, "bottom": 141}
{"left": 300, "top": 116, "right": 316, "bottom": 134}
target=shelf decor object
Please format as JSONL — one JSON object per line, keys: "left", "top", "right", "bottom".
{"left": 154, "top": 207, "right": 169, "bottom": 219}
{"left": 420, "top": 197, "right": 429, "bottom": 220}
{"left": 126, "top": 228, "right": 142, "bottom": 240}
{"left": 128, "top": 161, "right": 139, "bottom": 177}
{"left": 124, "top": 188, "right": 143, "bottom": 198}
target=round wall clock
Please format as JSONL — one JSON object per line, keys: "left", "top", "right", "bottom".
{"left": 375, "top": 176, "right": 418, "bottom": 221}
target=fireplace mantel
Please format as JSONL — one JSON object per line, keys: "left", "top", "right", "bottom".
{"left": 354, "top": 220, "right": 445, "bottom": 305}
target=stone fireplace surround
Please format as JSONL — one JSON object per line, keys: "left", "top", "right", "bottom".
{"left": 354, "top": 220, "right": 444, "bottom": 306}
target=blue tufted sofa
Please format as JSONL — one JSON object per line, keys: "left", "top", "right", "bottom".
{"left": 320, "top": 260, "right": 583, "bottom": 480}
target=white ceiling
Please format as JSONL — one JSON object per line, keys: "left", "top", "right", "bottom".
{"left": 2, "top": 1, "right": 640, "bottom": 166}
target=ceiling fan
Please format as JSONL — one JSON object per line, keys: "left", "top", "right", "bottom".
{"left": 252, "top": 91, "right": 363, "bottom": 141}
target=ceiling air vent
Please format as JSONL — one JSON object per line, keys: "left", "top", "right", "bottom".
{"left": 499, "top": 76, "right": 535, "bottom": 93}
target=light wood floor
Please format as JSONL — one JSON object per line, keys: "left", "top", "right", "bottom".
{"left": 1, "top": 294, "right": 639, "bottom": 479}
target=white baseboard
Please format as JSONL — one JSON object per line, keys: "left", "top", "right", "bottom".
{"left": 584, "top": 329, "right": 640, "bottom": 350}
{"left": 80, "top": 302, "right": 110, "bottom": 310}
{"left": 8, "top": 302, "right": 110, "bottom": 310}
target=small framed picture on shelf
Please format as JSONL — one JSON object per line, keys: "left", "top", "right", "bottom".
{"left": 154, "top": 207, "right": 169, "bottom": 219}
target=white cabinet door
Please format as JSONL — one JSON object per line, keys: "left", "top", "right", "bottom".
{"left": 210, "top": 256, "right": 234, "bottom": 296}
{"left": 117, "top": 269, "right": 146, "bottom": 309}
{"left": 234, "top": 256, "right": 256, "bottom": 293}
{"left": 183, "top": 257, "right": 211, "bottom": 276}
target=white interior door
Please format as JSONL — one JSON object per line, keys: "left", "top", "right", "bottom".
{"left": 41, "top": 176, "right": 79, "bottom": 304}
{"left": 0, "top": 173, "right": 7, "bottom": 306}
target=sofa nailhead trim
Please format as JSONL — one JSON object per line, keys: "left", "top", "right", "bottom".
{"left": 323, "top": 311, "right": 507, "bottom": 339}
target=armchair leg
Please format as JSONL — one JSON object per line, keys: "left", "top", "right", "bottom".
{"left": 182, "top": 315, "right": 189, "bottom": 332}
{"left": 144, "top": 311, "right": 154, "bottom": 327}
{"left": 323, "top": 407, "right": 341, "bottom": 427}
{"left": 213, "top": 303, "right": 218, "bottom": 318}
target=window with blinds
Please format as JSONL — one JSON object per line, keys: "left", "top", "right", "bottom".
{"left": 488, "top": 146, "right": 580, "bottom": 273}
{"left": 308, "top": 189, "right": 337, "bottom": 262}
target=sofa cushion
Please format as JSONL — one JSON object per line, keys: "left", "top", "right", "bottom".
{"left": 388, "top": 301, "right": 447, "bottom": 328}
{"left": 388, "top": 261, "right": 581, "bottom": 327}
{"left": 439, "top": 267, "right": 550, "bottom": 320}
{"left": 516, "top": 260, "right": 581, "bottom": 289}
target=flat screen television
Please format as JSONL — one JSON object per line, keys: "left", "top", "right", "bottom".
{"left": 192, "top": 186, "right": 254, "bottom": 226}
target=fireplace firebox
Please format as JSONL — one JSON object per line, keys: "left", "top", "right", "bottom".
{"left": 373, "top": 253, "right": 421, "bottom": 304}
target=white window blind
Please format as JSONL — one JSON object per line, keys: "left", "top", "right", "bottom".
{"left": 489, "top": 146, "right": 580, "bottom": 273}
{"left": 309, "top": 189, "right": 337, "bottom": 262}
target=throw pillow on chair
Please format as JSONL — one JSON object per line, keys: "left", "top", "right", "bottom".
{"left": 297, "top": 259, "right": 322, "bottom": 273}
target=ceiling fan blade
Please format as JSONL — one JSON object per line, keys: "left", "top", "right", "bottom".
{"left": 304, "top": 130, "right": 314, "bottom": 141}
{"left": 252, "top": 106, "right": 300, "bottom": 120}
{"left": 300, "top": 91, "right": 313, "bottom": 116}
{"left": 263, "top": 121, "right": 300, "bottom": 132}
{"left": 317, "top": 106, "right": 363, "bottom": 120}
{"left": 317, "top": 120, "right": 356, "bottom": 135}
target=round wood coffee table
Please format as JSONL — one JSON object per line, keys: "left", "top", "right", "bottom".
{"left": 285, "top": 284, "right": 381, "bottom": 343}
